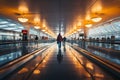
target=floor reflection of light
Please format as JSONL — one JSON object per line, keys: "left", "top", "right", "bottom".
{"left": 79, "top": 59, "right": 84, "bottom": 65}
{"left": 67, "top": 46, "right": 83, "bottom": 68}
{"left": 38, "top": 45, "right": 56, "bottom": 69}
{"left": 69, "top": 47, "right": 84, "bottom": 66}
{"left": 86, "top": 63, "right": 94, "bottom": 70}
{"left": 35, "top": 57, "right": 42, "bottom": 62}
{"left": 33, "top": 69, "right": 40, "bottom": 75}
{"left": 67, "top": 46, "right": 91, "bottom": 78}
{"left": 73, "top": 57, "right": 77, "bottom": 61}
{"left": 86, "top": 73, "right": 91, "bottom": 78}
{"left": 35, "top": 63, "right": 39, "bottom": 67}
{"left": 43, "top": 60, "right": 46, "bottom": 63}
{"left": 41, "top": 64, "right": 46, "bottom": 68}
{"left": 18, "top": 68, "right": 28, "bottom": 74}
{"left": 94, "top": 73, "right": 104, "bottom": 78}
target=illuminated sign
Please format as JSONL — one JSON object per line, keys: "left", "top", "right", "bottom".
{"left": 22, "top": 30, "right": 28, "bottom": 34}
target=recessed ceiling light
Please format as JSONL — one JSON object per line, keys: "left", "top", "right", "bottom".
{"left": 18, "top": 18, "right": 28, "bottom": 23}
{"left": 91, "top": 17, "right": 102, "bottom": 22}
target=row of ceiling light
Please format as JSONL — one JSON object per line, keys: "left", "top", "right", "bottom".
{"left": 65, "top": 0, "right": 103, "bottom": 37}
{"left": 65, "top": 14, "right": 103, "bottom": 37}
{"left": 18, "top": 17, "right": 55, "bottom": 37}
{"left": 85, "top": 16, "right": 102, "bottom": 28}
{"left": 18, "top": 16, "right": 53, "bottom": 35}
{"left": 17, "top": 0, "right": 55, "bottom": 38}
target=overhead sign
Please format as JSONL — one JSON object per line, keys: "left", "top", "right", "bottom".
{"left": 22, "top": 30, "right": 28, "bottom": 34}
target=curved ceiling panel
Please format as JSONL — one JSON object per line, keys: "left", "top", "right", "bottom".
{"left": 0, "top": 0, "right": 120, "bottom": 36}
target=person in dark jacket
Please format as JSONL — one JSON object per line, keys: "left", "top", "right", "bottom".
{"left": 35, "top": 35, "right": 38, "bottom": 40}
{"left": 57, "top": 33, "right": 63, "bottom": 49}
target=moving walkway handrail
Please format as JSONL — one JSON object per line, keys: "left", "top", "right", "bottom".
{"left": 68, "top": 46, "right": 95, "bottom": 80}
{"left": 69, "top": 45, "right": 120, "bottom": 79}
{"left": 0, "top": 44, "right": 52, "bottom": 80}
{"left": 0, "top": 40, "right": 55, "bottom": 45}
{"left": 0, "top": 46, "right": 49, "bottom": 70}
{"left": 22, "top": 45, "right": 55, "bottom": 80}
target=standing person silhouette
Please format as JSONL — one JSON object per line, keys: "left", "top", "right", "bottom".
{"left": 57, "top": 33, "right": 63, "bottom": 49}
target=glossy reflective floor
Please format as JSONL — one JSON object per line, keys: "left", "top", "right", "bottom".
{"left": 0, "top": 43, "right": 51, "bottom": 66}
{"left": 4, "top": 44, "right": 117, "bottom": 80}
{"left": 73, "top": 41, "right": 120, "bottom": 66}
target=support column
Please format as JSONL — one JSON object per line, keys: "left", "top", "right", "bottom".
{"left": 83, "top": 26, "right": 87, "bottom": 41}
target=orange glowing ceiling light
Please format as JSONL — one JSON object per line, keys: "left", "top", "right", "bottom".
{"left": 42, "top": 29, "right": 46, "bottom": 32}
{"left": 91, "top": 0, "right": 102, "bottom": 13}
{"left": 85, "top": 11, "right": 91, "bottom": 20}
{"left": 43, "top": 24, "right": 46, "bottom": 28}
{"left": 85, "top": 20, "right": 93, "bottom": 28}
{"left": 42, "top": 24, "right": 47, "bottom": 32}
{"left": 85, "top": 24, "right": 92, "bottom": 28}
{"left": 42, "top": 19, "right": 47, "bottom": 28}
{"left": 77, "top": 29, "right": 81, "bottom": 31}
{"left": 18, "top": 17, "right": 28, "bottom": 23}
{"left": 19, "top": 0, "right": 29, "bottom": 13}
{"left": 77, "top": 22, "right": 82, "bottom": 26}
{"left": 34, "top": 26, "right": 40, "bottom": 29}
{"left": 45, "top": 32, "right": 48, "bottom": 34}
{"left": 18, "top": 1, "right": 29, "bottom": 23}
{"left": 91, "top": 17, "right": 102, "bottom": 22}
{"left": 19, "top": 6, "right": 28, "bottom": 13}
{"left": 90, "top": 0, "right": 102, "bottom": 23}
{"left": 34, "top": 16, "right": 40, "bottom": 23}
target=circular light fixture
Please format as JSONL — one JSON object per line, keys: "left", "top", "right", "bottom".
{"left": 34, "top": 26, "right": 40, "bottom": 29}
{"left": 18, "top": 17, "right": 28, "bottom": 23}
{"left": 42, "top": 29, "right": 46, "bottom": 32}
{"left": 77, "top": 22, "right": 82, "bottom": 26}
{"left": 77, "top": 29, "right": 81, "bottom": 31}
{"left": 91, "top": 17, "right": 102, "bottom": 22}
{"left": 45, "top": 32, "right": 48, "bottom": 34}
{"left": 85, "top": 24, "right": 92, "bottom": 28}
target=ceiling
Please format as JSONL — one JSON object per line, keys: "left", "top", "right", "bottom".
{"left": 0, "top": 0, "right": 120, "bottom": 36}
{"left": 0, "top": 16, "right": 25, "bottom": 32}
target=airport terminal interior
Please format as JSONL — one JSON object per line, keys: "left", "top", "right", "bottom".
{"left": 0, "top": 0, "right": 120, "bottom": 80}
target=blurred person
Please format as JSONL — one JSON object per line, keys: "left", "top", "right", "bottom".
{"left": 57, "top": 33, "right": 63, "bottom": 49}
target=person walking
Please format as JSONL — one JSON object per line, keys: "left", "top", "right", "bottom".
{"left": 57, "top": 33, "right": 63, "bottom": 49}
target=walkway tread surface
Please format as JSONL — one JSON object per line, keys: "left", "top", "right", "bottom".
{"left": 4, "top": 45, "right": 117, "bottom": 80}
